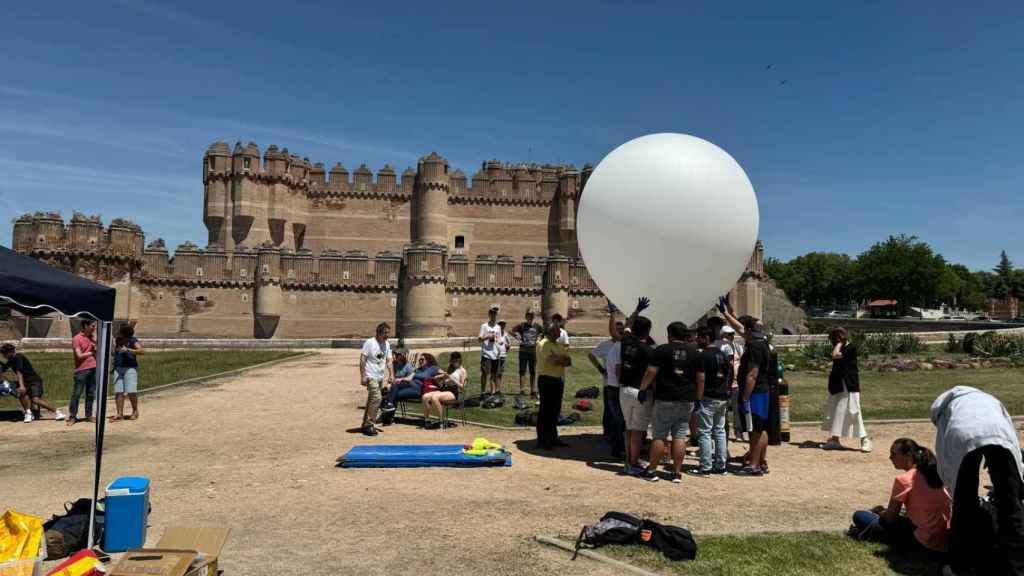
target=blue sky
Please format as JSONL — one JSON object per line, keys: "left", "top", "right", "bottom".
{"left": 2, "top": 1, "right": 1021, "bottom": 270}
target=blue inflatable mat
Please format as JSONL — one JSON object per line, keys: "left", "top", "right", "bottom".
{"left": 337, "top": 444, "right": 512, "bottom": 468}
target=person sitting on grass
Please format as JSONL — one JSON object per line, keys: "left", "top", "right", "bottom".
{"left": 420, "top": 352, "right": 467, "bottom": 430}
{"left": 381, "top": 353, "right": 440, "bottom": 425}
{"left": 1, "top": 343, "right": 66, "bottom": 423}
{"left": 850, "top": 438, "right": 951, "bottom": 557}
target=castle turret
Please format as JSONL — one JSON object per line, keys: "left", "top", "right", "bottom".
{"left": 410, "top": 152, "right": 450, "bottom": 245}
{"left": 377, "top": 165, "right": 397, "bottom": 194}
{"left": 203, "top": 141, "right": 231, "bottom": 247}
{"left": 399, "top": 241, "right": 448, "bottom": 338}
{"left": 542, "top": 250, "right": 571, "bottom": 325}
{"left": 254, "top": 242, "right": 283, "bottom": 339}
{"left": 12, "top": 214, "right": 34, "bottom": 252}
{"left": 310, "top": 162, "right": 326, "bottom": 185}
{"left": 400, "top": 167, "right": 416, "bottom": 195}
{"left": 556, "top": 166, "right": 579, "bottom": 257}
{"left": 329, "top": 162, "right": 349, "bottom": 187}
{"left": 142, "top": 239, "right": 169, "bottom": 278}
{"left": 68, "top": 213, "right": 103, "bottom": 252}
{"left": 353, "top": 164, "right": 373, "bottom": 192}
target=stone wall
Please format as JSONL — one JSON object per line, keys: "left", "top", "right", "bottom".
{"left": 762, "top": 279, "right": 809, "bottom": 334}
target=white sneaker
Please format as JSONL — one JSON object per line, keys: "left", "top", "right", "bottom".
{"left": 54, "top": 410, "right": 67, "bottom": 421}
{"left": 861, "top": 438, "right": 874, "bottom": 453}
{"left": 23, "top": 411, "right": 34, "bottom": 423}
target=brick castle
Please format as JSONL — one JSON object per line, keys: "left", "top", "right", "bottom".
{"left": 10, "top": 141, "right": 771, "bottom": 339}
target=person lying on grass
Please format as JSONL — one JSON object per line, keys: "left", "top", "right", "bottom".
{"left": 849, "top": 438, "right": 951, "bottom": 557}
{"left": 420, "top": 352, "right": 467, "bottom": 429}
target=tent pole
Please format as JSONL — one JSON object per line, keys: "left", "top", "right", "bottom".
{"left": 88, "top": 320, "right": 111, "bottom": 550}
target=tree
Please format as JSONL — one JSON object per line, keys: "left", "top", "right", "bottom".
{"left": 993, "top": 251, "right": 1014, "bottom": 300}
{"left": 765, "top": 253, "right": 854, "bottom": 308}
{"left": 852, "top": 235, "right": 949, "bottom": 314}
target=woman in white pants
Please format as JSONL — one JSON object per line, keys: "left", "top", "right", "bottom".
{"left": 822, "top": 327, "right": 872, "bottom": 453}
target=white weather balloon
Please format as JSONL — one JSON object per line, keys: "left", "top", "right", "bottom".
{"left": 577, "top": 133, "right": 759, "bottom": 340}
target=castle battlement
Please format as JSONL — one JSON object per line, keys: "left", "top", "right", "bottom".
{"left": 12, "top": 212, "right": 144, "bottom": 259}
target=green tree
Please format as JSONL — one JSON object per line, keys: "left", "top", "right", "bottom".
{"left": 852, "top": 235, "right": 949, "bottom": 314}
{"left": 765, "top": 253, "right": 854, "bottom": 308}
{"left": 948, "top": 264, "right": 992, "bottom": 311}
{"left": 993, "top": 251, "right": 1014, "bottom": 299}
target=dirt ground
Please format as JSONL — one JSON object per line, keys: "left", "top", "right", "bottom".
{"left": 0, "top": 350, "right": 980, "bottom": 575}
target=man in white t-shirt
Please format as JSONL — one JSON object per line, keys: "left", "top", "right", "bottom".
{"left": 589, "top": 326, "right": 625, "bottom": 458}
{"left": 359, "top": 322, "right": 393, "bottom": 436}
{"left": 478, "top": 307, "right": 502, "bottom": 398}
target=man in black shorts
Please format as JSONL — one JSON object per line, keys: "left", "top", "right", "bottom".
{"left": 511, "top": 310, "right": 544, "bottom": 399}
{"left": 1, "top": 343, "right": 65, "bottom": 423}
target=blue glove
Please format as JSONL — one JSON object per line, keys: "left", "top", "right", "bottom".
{"left": 740, "top": 399, "right": 752, "bottom": 414}
{"left": 607, "top": 301, "right": 619, "bottom": 314}
{"left": 716, "top": 295, "right": 728, "bottom": 313}
{"left": 637, "top": 389, "right": 648, "bottom": 403}
{"left": 637, "top": 297, "right": 650, "bottom": 312}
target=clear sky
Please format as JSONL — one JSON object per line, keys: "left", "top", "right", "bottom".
{"left": 2, "top": 1, "right": 1021, "bottom": 270}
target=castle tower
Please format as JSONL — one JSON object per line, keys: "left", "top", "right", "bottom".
{"left": 203, "top": 141, "right": 231, "bottom": 247}
{"left": 399, "top": 241, "right": 448, "bottom": 338}
{"left": 555, "top": 166, "right": 580, "bottom": 257}
{"left": 729, "top": 240, "right": 766, "bottom": 321}
{"left": 254, "top": 242, "right": 283, "bottom": 339}
{"left": 410, "top": 152, "right": 450, "bottom": 245}
{"left": 542, "top": 250, "right": 571, "bottom": 325}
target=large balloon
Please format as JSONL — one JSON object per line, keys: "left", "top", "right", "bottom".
{"left": 577, "top": 133, "right": 759, "bottom": 340}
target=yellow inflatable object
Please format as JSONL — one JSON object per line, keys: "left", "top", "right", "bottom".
{"left": 0, "top": 510, "right": 43, "bottom": 562}
{"left": 464, "top": 437, "right": 504, "bottom": 456}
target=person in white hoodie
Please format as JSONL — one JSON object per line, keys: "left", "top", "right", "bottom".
{"left": 931, "top": 386, "right": 1024, "bottom": 576}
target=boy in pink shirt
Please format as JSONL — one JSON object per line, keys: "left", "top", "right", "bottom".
{"left": 69, "top": 320, "right": 98, "bottom": 425}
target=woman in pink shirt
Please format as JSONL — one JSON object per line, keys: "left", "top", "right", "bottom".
{"left": 850, "top": 438, "right": 952, "bottom": 555}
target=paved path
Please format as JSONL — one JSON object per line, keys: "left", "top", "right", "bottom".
{"left": 0, "top": 350, "right": 953, "bottom": 575}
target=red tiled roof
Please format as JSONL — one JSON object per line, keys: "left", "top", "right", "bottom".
{"left": 868, "top": 299, "right": 898, "bottom": 307}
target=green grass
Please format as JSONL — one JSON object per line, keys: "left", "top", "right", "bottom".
{"left": 403, "top": 347, "right": 1024, "bottom": 427}
{"left": 1, "top": 350, "right": 303, "bottom": 409}
{"left": 786, "top": 367, "right": 1024, "bottom": 422}
{"left": 595, "top": 531, "right": 935, "bottom": 576}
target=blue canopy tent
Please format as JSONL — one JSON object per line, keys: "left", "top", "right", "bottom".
{"left": 0, "top": 245, "right": 116, "bottom": 549}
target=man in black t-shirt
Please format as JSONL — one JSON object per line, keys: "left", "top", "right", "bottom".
{"left": 736, "top": 317, "right": 772, "bottom": 476}
{"left": 1, "top": 343, "right": 65, "bottom": 423}
{"left": 637, "top": 322, "right": 704, "bottom": 483}
{"left": 511, "top": 311, "right": 544, "bottom": 398}
{"left": 618, "top": 316, "right": 655, "bottom": 474}
{"left": 696, "top": 327, "right": 730, "bottom": 474}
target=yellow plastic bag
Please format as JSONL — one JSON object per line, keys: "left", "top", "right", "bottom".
{"left": 0, "top": 510, "right": 43, "bottom": 562}
{"left": 464, "top": 436, "right": 504, "bottom": 456}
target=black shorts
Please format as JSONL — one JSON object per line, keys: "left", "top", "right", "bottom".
{"left": 21, "top": 379, "right": 44, "bottom": 399}
{"left": 518, "top": 348, "right": 537, "bottom": 377}
{"left": 481, "top": 357, "right": 500, "bottom": 376}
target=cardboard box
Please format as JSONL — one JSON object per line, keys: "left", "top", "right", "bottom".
{"left": 107, "top": 549, "right": 197, "bottom": 576}
{"left": 156, "top": 528, "right": 230, "bottom": 576}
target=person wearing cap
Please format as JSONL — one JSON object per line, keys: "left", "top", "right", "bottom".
{"left": 478, "top": 306, "right": 503, "bottom": 398}
{"left": 714, "top": 324, "right": 742, "bottom": 441}
{"left": 734, "top": 314, "right": 772, "bottom": 476}
{"left": 495, "top": 320, "right": 511, "bottom": 393}
{"left": 511, "top": 310, "right": 544, "bottom": 399}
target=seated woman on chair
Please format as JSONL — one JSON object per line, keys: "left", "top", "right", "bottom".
{"left": 849, "top": 438, "right": 952, "bottom": 556}
{"left": 421, "top": 352, "right": 468, "bottom": 429}
{"left": 381, "top": 353, "right": 440, "bottom": 425}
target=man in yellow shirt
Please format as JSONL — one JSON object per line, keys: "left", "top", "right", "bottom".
{"left": 536, "top": 323, "right": 572, "bottom": 450}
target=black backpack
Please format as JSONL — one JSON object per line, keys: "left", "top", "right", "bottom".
{"left": 43, "top": 498, "right": 105, "bottom": 560}
{"left": 575, "top": 386, "right": 600, "bottom": 399}
{"left": 514, "top": 410, "right": 538, "bottom": 426}
{"left": 637, "top": 519, "right": 698, "bottom": 561}
{"left": 573, "top": 511, "right": 643, "bottom": 559}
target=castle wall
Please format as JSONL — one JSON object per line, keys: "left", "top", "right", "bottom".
{"left": 303, "top": 195, "right": 411, "bottom": 255}
{"left": 273, "top": 289, "right": 398, "bottom": 338}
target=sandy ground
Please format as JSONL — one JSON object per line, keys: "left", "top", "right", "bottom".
{"left": 0, "top": 350, "right": 976, "bottom": 575}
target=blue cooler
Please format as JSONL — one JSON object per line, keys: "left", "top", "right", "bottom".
{"left": 104, "top": 476, "right": 150, "bottom": 552}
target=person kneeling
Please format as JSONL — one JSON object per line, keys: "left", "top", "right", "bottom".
{"left": 421, "top": 352, "right": 467, "bottom": 430}
{"left": 850, "top": 438, "right": 951, "bottom": 558}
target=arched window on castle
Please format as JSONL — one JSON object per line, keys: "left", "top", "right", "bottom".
{"left": 243, "top": 157, "right": 252, "bottom": 173}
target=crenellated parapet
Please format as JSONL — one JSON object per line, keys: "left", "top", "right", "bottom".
{"left": 12, "top": 212, "right": 144, "bottom": 262}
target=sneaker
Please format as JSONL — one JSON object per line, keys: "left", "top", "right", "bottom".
{"left": 362, "top": 426, "right": 378, "bottom": 437}
{"left": 735, "top": 465, "right": 764, "bottom": 477}
{"left": 638, "top": 469, "right": 659, "bottom": 482}
{"left": 54, "top": 410, "right": 66, "bottom": 422}
{"left": 23, "top": 411, "right": 34, "bottom": 423}
{"left": 711, "top": 468, "right": 728, "bottom": 475}
{"left": 671, "top": 473, "right": 683, "bottom": 484}
{"left": 861, "top": 438, "right": 873, "bottom": 453}
{"left": 823, "top": 439, "right": 843, "bottom": 451}
{"left": 690, "top": 469, "right": 712, "bottom": 477}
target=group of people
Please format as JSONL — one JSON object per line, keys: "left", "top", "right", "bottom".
{"left": 850, "top": 387, "right": 1024, "bottom": 576}
{"left": 1, "top": 320, "right": 142, "bottom": 424}
{"left": 582, "top": 296, "right": 777, "bottom": 479}
{"left": 357, "top": 322, "right": 469, "bottom": 435}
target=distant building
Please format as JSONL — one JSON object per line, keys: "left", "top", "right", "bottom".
{"left": 12, "top": 141, "right": 773, "bottom": 339}
{"left": 867, "top": 299, "right": 899, "bottom": 319}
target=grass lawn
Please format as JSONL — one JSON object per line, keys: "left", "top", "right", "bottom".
{"left": 1, "top": 350, "right": 304, "bottom": 409}
{"left": 398, "top": 347, "right": 1024, "bottom": 427}
{"left": 787, "top": 367, "right": 1024, "bottom": 422}
{"left": 595, "top": 531, "right": 936, "bottom": 576}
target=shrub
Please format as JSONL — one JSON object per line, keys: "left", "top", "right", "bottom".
{"left": 945, "top": 334, "right": 962, "bottom": 354}
{"left": 967, "top": 331, "right": 1024, "bottom": 358}
{"left": 800, "top": 341, "right": 832, "bottom": 360}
